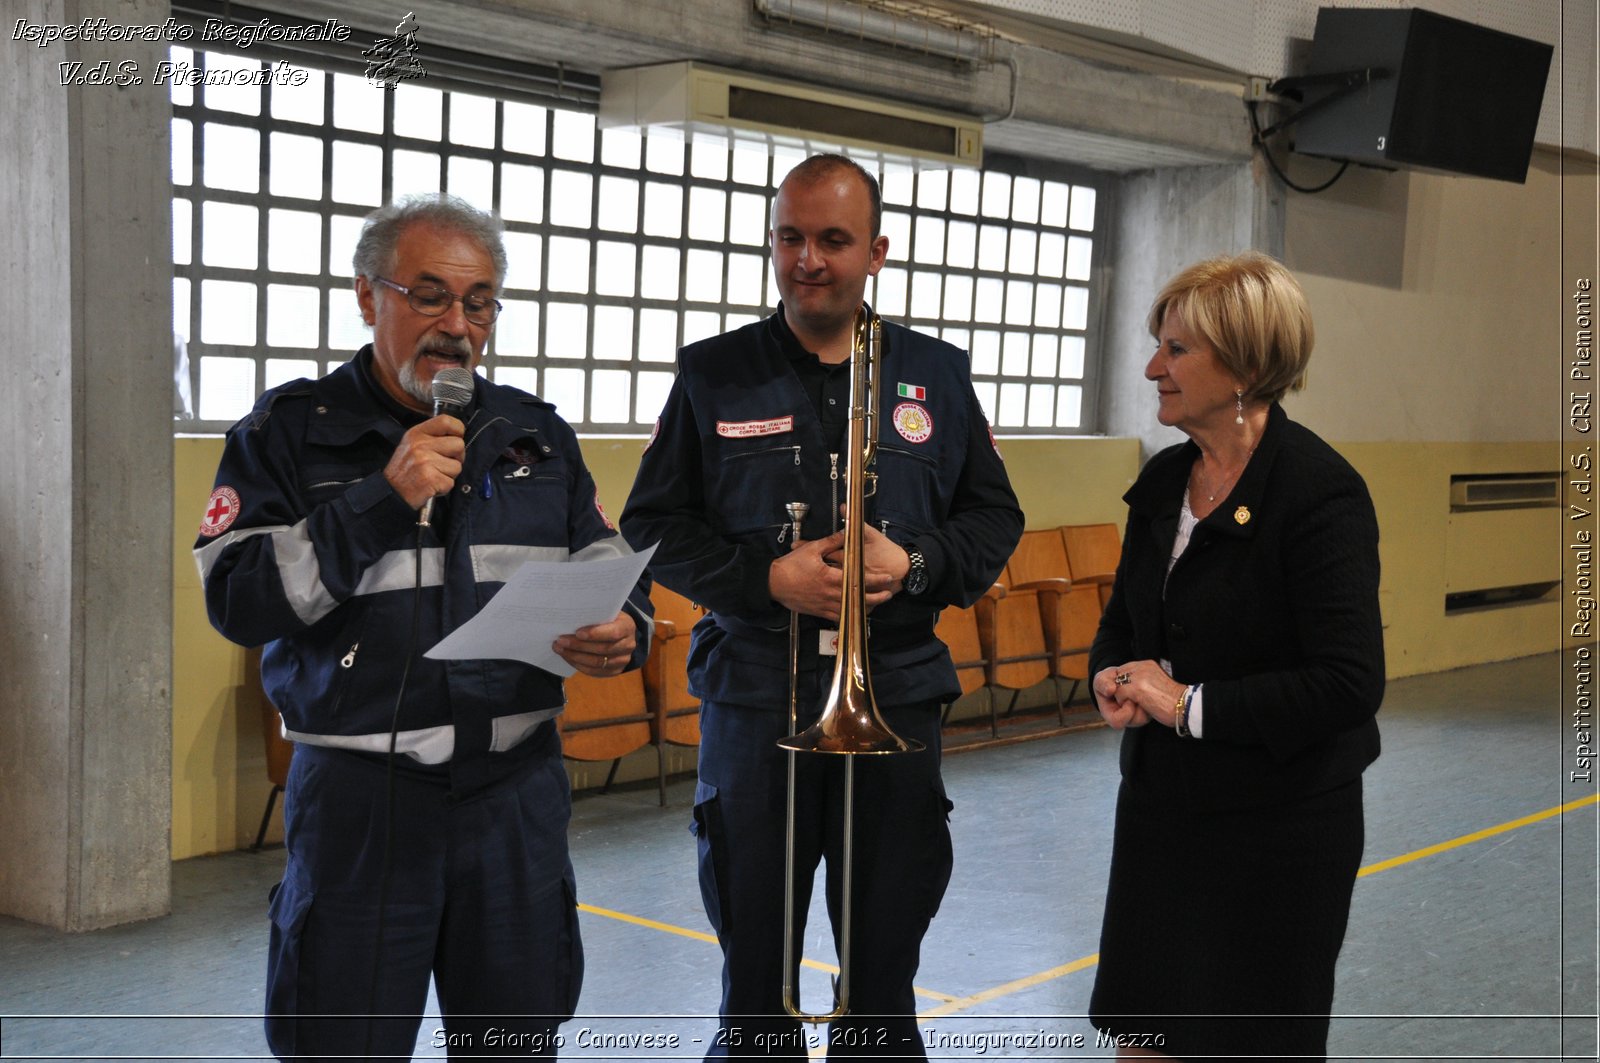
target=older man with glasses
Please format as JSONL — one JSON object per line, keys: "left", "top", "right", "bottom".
{"left": 193, "top": 193, "right": 651, "bottom": 1060}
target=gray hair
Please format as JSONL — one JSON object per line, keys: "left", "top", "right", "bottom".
{"left": 352, "top": 194, "right": 508, "bottom": 287}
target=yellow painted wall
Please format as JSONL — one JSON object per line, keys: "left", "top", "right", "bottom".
{"left": 1339, "top": 442, "right": 1560, "bottom": 679}
{"left": 174, "top": 436, "right": 257, "bottom": 860}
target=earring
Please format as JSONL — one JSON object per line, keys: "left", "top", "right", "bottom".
{"left": 1235, "top": 389, "right": 1244, "bottom": 425}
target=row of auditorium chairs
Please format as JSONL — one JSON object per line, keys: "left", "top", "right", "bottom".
{"left": 558, "top": 584, "right": 704, "bottom": 806}
{"left": 251, "top": 525, "right": 1122, "bottom": 840}
{"left": 936, "top": 522, "right": 1122, "bottom": 739}
{"left": 558, "top": 523, "right": 1123, "bottom": 790}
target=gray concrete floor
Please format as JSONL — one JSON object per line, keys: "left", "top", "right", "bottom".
{"left": 0, "top": 652, "right": 1594, "bottom": 1060}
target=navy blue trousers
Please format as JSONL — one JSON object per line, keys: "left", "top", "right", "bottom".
{"left": 693, "top": 700, "right": 953, "bottom": 1060}
{"left": 264, "top": 736, "right": 582, "bottom": 1061}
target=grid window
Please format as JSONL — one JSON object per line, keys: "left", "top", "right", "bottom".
{"left": 172, "top": 46, "right": 1104, "bottom": 433}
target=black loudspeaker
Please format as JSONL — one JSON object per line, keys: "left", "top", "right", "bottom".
{"left": 1291, "top": 7, "right": 1553, "bottom": 183}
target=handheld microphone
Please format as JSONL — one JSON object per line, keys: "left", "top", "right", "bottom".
{"left": 418, "top": 366, "right": 476, "bottom": 528}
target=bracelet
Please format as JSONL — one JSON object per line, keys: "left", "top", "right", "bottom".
{"left": 1174, "top": 685, "right": 1194, "bottom": 738}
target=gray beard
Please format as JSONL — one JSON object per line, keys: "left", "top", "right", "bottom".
{"left": 396, "top": 358, "right": 432, "bottom": 408}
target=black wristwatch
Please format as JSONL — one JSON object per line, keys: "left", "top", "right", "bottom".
{"left": 903, "top": 547, "right": 930, "bottom": 596}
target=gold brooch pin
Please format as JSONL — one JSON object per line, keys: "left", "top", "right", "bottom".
{"left": 1234, "top": 506, "right": 1251, "bottom": 525}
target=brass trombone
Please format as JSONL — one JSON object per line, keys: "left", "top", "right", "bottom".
{"left": 778, "top": 308, "right": 922, "bottom": 1024}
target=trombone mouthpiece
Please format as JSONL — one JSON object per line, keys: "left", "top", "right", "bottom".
{"left": 785, "top": 502, "right": 810, "bottom": 522}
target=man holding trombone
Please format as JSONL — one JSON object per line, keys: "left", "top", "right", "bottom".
{"left": 622, "top": 154, "right": 1022, "bottom": 1058}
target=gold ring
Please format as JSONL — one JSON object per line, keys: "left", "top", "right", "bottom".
{"left": 1114, "top": 672, "right": 1131, "bottom": 686}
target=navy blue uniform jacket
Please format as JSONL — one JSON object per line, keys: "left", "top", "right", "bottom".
{"left": 621, "top": 310, "right": 1023, "bottom": 709}
{"left": 194, "top": 347, "right": 651, "bottom": 784}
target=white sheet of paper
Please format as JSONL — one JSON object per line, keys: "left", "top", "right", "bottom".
{"left": 424, "top": 542, "right": 656, "bottom": 676}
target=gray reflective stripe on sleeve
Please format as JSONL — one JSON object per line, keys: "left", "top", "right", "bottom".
{"left": 352, "top": 548, "right": 445, "bottom": 597}
{"left": 469, "top": 543, "right": 572, "bottom": 584}
{"left": 193, "top": 520, "right": 337, "bottom": 626}
{"left": 270, "top": 522, "right": 340, "bottom": 626}
{"left": 194, "top": 524, "right": 284, "bottom": 582}
{"left": 198, "top": 524, "right": 445, "bottom": 625}
{"left": 490, "top": 706, "right": 562, "bottom": 751}
{"left": 282, "top": 722, "right": 456, "bottom": 764}
{"left": 572, "top": 537, "right": 632, "bottom": 563}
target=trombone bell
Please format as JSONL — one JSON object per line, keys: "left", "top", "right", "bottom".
{"left": 777, "top": 671, "right": 921, "bottom": 754}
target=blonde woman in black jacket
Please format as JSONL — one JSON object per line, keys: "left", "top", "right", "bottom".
{"left": 1087, "top": 252, "right": 1384, "bottom": 1062}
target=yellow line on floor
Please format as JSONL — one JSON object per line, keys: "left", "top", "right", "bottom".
{"left": 577, "top": 901, "right": 719, "bottom": 945}
{"left": 1356, "top": 791, "right": 1599, "bottom": 877}
{"left": 575, "top": 902, "right": 957, "bottom": 1003}
{"left": 917, "top": 790, "right": 1600, "bottom": 1022}
{"left": 918, "top": 953, "right": 1101, "bottom": 1021}
{"left": 579, "top": 792, "right": 1599, "bottom": 1022}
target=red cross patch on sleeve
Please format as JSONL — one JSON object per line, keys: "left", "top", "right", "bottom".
{"left": 199, "top": 486, "right": 241, "bottom": 537}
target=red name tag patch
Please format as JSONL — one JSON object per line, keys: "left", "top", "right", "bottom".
{"left": 716, "top": 416, "right": 794, "bottom": 439}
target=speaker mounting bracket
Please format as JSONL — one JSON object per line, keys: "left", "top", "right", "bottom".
{"left": 1253, "top": 67, "right": 1391, "bottom": 145}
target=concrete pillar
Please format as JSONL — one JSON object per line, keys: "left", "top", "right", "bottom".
{"left": 1101, "top": 160, "right": 1286, "bottom": 458}
{"left": 0, "top": 0, "right": 173, "bottom": 930}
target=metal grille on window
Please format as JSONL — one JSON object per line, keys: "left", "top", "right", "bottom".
{"left": 172, "top": 46, "right": 1105, "bottom": 434}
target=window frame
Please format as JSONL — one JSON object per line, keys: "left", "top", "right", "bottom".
{"left": 171, "top": 45, "right": 1110, "bottom": 436}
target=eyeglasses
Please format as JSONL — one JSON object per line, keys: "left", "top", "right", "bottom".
{"left": 373, "top": 277, "right": 502, "bottom": 325}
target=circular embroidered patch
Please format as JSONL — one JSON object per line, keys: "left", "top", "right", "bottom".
{"left": 595, "top": 490, "right": 615, "bottom": 530}
{"left": 892, "top": 402, "right": 933, "bottom": 444}
{"left": 199, "top": 486, "right": 241, "bottom": 538}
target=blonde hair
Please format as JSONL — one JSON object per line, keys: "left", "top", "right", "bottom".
{"left": 1146, "top": 252, "right": 1314, "bottom": 404}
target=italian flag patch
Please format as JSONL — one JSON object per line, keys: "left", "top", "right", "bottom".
{"left": 896, "top": 383, "right": 926, "bottom": 400}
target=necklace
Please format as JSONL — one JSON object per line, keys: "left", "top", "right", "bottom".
{"left": 1194, "top": 445, "right": 1256, "bottom": 503}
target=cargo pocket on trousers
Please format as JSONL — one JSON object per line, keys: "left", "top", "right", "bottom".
{"left": 559, "top": 870, "right": 585, "bottom": 1020}
{"left": 690, "top": 780, "right": 731, "bottom": 939}
{"left": 921, "top": 781, "right": 956, "bottom": 925}
{"left": 263, "top": 860, "right": 314, "bottom": 1056}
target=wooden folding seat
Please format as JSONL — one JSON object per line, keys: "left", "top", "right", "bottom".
{"left": 1060, "top": 522, "right": 1121, "bottom": 608}
{"left": 976, "top": 553, "right": 1062, "bottom": 736}
{"left": 1008, "top": 528, "right": 1102, "bottom": 708}
{"left": 557, "top": 666, "right": 654, "bottom": 792}
{"left": 247, "top": 646, "right": 294, "bottom": 851}
{"left": 643, "top": 585, "right": 705, "bottom": 805}
{"left": 934, "top": 585, "right": 1003, "bottom": 729}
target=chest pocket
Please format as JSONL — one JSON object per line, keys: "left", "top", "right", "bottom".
{"left": 298, "top": 419, "right": 396, "bottom": 508}
{"left": 710, "top": 437, "right": 804, "bottom": 544}
{"left": 872, "top": 443, "right": 942, "bottom": 538}
{"left": 483, "top": 437, "right": 570, "bottom": 525}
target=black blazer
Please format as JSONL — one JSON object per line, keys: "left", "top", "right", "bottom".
{"left": 1090, "top": 404, "right": 1384, "bottom": 811}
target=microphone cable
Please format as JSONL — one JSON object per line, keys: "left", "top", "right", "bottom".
{"left": 363, "top": 516, "right": 427, "bottom": 1058}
